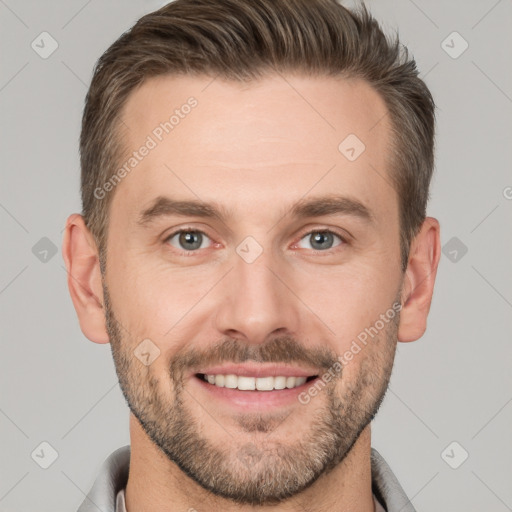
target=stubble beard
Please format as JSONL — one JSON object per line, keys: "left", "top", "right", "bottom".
{"left": 103, "top": 283, "right": 398, "bottom": 506}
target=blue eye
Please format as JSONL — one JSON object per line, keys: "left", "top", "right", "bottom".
{"left": 297, "top": 230, "right": 344, "bottom": 251}
{"left": 164, "top": 228, "right": 346, "bottom": 255}
{"left": 166, "top": 230, "right": 212, "bottom": 252}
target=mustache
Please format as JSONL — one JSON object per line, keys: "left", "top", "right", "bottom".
{"left": 169, "top": 336, "right": 340, "bottom": 378}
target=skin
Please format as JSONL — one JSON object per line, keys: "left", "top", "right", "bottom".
{"left": 63, "top": 73, "right": 440, "bottom": 512}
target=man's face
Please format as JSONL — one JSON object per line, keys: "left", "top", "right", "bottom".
{"left": 103, "top": 74, "right": 404, "bottom": 504}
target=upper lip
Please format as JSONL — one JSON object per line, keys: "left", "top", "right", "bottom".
{"left": 194, "top": 363, "right": 320, "bottom": 379}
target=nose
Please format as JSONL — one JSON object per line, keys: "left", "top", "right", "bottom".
{"left": 213, "top": 244, "right": 302, "bottom": 345}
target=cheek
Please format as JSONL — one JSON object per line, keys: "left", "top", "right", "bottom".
{"left": 301, "top": 263, "right": 400, "bottom": 346}
{"left": 110, "top": 255, "right": 216, "bottom": 342}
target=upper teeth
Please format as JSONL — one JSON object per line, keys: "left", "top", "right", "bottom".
{"left": 203, "top": 374, "right": 309, "bottom": 391}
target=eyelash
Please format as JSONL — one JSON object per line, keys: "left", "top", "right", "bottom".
{"left": 163, "top": 227, "right": 348, "bottom": 256}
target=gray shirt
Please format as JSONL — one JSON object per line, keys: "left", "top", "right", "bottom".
{"left": 77, "top": 445, "right": 416, "bottom": 512}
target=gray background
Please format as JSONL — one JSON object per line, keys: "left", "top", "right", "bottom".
{"left": 1, "top": 0, "right": 511, "bottom": 511}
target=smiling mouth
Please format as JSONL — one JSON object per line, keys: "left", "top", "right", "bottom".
{"left": 196, "top": 373, "right": 318, "bottom": 391}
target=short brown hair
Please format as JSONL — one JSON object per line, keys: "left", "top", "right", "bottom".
{"left": 80, "top": 0, "right": 435, "bottom": 271}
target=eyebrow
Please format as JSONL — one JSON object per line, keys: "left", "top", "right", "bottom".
{"left": 137, "top": 194, "right": 374, "bottom": 226}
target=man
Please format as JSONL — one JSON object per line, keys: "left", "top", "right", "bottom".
{"left": 63, "top": 0, "right": 440, "bottom": 510}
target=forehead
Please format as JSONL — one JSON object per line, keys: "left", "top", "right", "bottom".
{"left": 112, "top": 73, "right": 395, "bottom": 222}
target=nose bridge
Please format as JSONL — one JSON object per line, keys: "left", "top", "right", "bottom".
{"left": 213, "top": 241, "right": 299, "bottom": 343}
{"left": 237, "top": 247, "right": 281, "bottom": 304}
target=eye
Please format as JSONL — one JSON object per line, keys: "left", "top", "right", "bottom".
{"left": 165, "top": 229, "right": 213, "bottom": 252}
{"left": 164, "top": 227, "right": 347, "bottom": 255}
{"left": 296, "top": 229, "right": 345, "bottom": 251}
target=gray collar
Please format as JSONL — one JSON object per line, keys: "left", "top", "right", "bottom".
{"left": 371, "top": 448, "right": 416, "bottom": 511}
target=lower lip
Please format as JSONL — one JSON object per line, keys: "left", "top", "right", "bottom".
{"left": 191, "top": 375, "right": 319, "bottom": 410}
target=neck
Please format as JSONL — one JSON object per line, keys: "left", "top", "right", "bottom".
{"left": 125, "top": 413, "right": 375, "bottom": 512}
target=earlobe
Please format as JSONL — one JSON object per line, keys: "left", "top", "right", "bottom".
{"left": 62, "top": 214, "right": 109, "bottom": 344}
{"left": 397, "top": 217, "right": 441, "bottom": 343}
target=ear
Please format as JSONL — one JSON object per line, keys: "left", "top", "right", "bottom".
{"left": 398, "top": 217, "right": 441, "bottom": 343}
{"left": 62, "top": 214, "right": 109, "bottom": 344}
